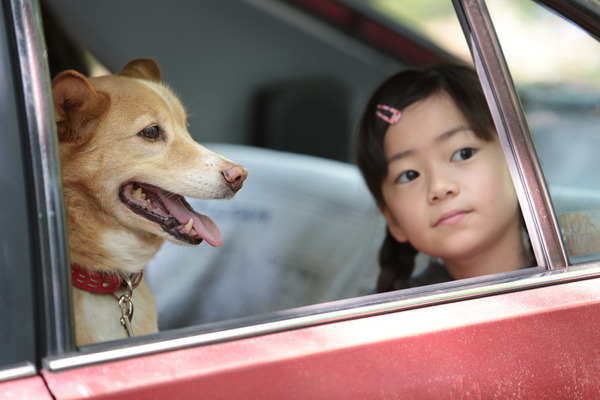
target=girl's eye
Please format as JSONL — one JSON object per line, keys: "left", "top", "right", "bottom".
{"left": 396, "top": 170, "right": 420, "bottom": 184}
{"left": 451, "top": 147, "right": 476, "bottom": 162}
{"left": 138, "top": 125, "right": 162, "bottom": 141}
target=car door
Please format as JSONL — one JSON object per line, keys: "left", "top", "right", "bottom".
{"left": 2, "top": 0, "right": 600, "bottom": 398}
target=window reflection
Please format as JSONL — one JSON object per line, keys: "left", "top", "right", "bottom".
{"left": 487, "top": 0, "right": 600, "bottom": 264}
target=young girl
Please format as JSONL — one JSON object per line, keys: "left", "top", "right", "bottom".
{"left": 356, "top": 64, "right": 532, "bottom": 292}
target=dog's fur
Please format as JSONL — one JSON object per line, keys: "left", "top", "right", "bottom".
{"left": 53, "top": 59, "right": 247, "bottom": 346}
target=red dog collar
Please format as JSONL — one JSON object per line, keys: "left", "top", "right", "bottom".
{"left": 71, "top": 264, "right": 143, "bottom": 294}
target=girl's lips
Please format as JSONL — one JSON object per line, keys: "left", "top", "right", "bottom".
{"left": 434, "top": 210, "right": 471, "bottom": 227}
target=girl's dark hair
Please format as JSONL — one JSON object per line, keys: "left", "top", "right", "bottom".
{"left": 355, "top": 63, "right": 496, "bottom": 292}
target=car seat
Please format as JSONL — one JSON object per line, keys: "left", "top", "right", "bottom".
{"left": 146, "top": 144, "right": 385, "bottom": 329}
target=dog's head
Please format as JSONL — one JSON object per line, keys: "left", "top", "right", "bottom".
{"left": 53, "top": 59, "right": 247, "bottom": 248}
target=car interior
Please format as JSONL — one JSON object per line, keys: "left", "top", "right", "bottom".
{"left": 39, "top": 0, "right": 600, "bottom": 334}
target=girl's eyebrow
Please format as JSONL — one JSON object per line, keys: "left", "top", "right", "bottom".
{"left": 386, "top": 125, "right": 473, "bottom": 164}
{"left": 387, "top": 149, "right": 413, "bottom": 164}
{"left": 435, "top": 125, "right": 473, "bottom": 144}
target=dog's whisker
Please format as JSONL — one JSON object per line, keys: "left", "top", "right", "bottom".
{"left": 157, "top": 191, "right": 178, "bottom": 203}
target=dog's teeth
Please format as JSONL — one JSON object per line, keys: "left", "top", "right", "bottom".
{"left": 133, "top": 187, "right": 146, "bottom": 200}
{"left": 184, "top": 218, "right": 194, "bottom": 232}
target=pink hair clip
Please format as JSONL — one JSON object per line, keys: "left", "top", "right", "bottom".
{"left": 375, "top": 104, "right": 401, "bottom": 125}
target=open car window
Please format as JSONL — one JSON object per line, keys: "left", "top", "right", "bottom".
{"left": 33, "top": 0, "right": 600, "bottom": 372}
{"left": 5, "top": 1, "right": 600, "bottom": 397}
{"left": 486, "top": 0, "right": 600, "bottom": 265}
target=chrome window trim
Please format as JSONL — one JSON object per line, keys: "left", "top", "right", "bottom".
{"left": 0, "top": 362, "right": 37, "bottom": 383}
{"left": 45, "top": 264, "right": 600, "bottom": 372}
{"left": 10, "top": 0, "right": 72, "bottom": 354}
{"left": 452, "top": 0, "right": 568, "bottom": 269}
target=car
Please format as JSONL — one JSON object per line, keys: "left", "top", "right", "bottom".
{"left": 1, "top": 0, "right": 599, "bottom": 398}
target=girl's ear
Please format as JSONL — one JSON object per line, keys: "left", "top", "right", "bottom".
{"left": 381, "top": 206, "right": 409, "bottom": 243}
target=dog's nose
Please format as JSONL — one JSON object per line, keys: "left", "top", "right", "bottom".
{"left": 222, "top": 165, "right": 248, "bottom": 192}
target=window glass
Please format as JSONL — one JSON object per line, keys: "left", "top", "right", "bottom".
{"left": 42, "top": 0, "right": 554, "bottom": 348}
{"left": 487, "top": 0, "right": 600, "bottom": 264}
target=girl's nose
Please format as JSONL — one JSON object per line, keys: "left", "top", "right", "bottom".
{"left": 428, "top": 172, "right": 459, "bottom": 203}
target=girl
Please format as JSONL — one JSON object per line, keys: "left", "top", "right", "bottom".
{"left": 356, "top": 64, "right": 532, "bottom": 292}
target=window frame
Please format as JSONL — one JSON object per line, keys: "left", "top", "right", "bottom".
{"left": 452, "top": 0, "right": 570, "bottom": 269}
{"left": 9, "top": 0, "right": 597, "bottom": 373}
{"left": 7, "top": 0, "right": 72, "bottom": 358}
{"left": 0, "top": 0, "right": 38, "bottom": 377}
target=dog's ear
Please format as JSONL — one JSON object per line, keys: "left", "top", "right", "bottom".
{"left": 52, "top": 70, "right": 110, "bottom": 143}
{"left": 118, "top": 58, "right": 162, "bottom": 83}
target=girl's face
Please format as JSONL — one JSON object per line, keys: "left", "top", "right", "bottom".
{"left": 380, "top": 93, "right": 521, "bottom": 266}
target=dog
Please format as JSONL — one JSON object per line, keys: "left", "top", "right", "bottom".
{"left": 52, "top": 58, "right": 247, "bottom": 346}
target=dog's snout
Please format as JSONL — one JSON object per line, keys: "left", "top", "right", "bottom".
{"left": 222, "top": 165, "right": 247, "bottom": 192}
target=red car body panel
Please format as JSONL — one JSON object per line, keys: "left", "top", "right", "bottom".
{"left": 43, "top": 277, "right": 600, "bottom": 399}
{"left": 1, "top": 376, "right": 54, "bottom": 400}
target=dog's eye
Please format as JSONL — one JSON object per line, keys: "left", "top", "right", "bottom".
{"left": 138, "top": 125, "right": 162, "bottom": 141}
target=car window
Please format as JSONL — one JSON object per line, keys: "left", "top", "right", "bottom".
{"left": 43, "top": 0, "right": 496, "bottom": 332}
{"left": 36, "top": 0, "right": 599, "bottom": 364}
{"left": 486, "top": 0, "right": 600, "bottom": 265}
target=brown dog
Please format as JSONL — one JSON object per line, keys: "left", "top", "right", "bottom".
{"left": 53, "top": 59, "right": 247, "bottom": 346}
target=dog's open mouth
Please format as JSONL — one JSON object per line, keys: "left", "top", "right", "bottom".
{"left": 119, "top": 182, "right": 222, "bottom": 246}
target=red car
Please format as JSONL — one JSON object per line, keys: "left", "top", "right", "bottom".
{"left": 2, "top": 0, "right": 600, "bottom": 398}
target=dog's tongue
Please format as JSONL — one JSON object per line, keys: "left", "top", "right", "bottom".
{"left": 161, "top": 195, "right": 223, "bottom": 247}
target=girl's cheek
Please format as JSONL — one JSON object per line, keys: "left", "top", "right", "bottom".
{"left": 383, "top": 186, "right": 406, "bottom": 209}
{"left": 392, "top": 187, "right": 418, "bottom": 208}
